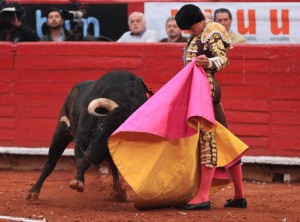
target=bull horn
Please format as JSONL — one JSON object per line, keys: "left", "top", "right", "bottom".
{"left": 87, "top": 98, "right": 118, "bottom": 117}
{"left": 59, "top": 116, "right": 70, "bottom": 128}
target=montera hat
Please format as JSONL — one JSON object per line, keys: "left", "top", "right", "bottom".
{"left": 175, "top": 4, "right": 205, "bottom": 30}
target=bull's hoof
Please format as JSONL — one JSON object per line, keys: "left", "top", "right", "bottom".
{"left": 69, "top": 179, "right": 84, "bottom": 192}
{"left": 117, "top": 194, "right": 127, "bottom": 203}
{"left": 25, "top": 192, "right": 39, "bottom": 201}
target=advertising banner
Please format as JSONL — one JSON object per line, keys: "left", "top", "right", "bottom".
{"left": 14, "top": 4, "right": 128, "bottom": 41}
{"left": 145, "top": 2, "right": 300, "bottom": 44}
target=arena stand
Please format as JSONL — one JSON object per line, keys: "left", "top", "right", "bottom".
{"left": 1, "top": 0, "right": 300, "bottom": 182}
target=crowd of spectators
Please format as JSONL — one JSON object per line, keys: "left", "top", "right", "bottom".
{"left": 0, "top": 2, "right": 246, "bottom": 44}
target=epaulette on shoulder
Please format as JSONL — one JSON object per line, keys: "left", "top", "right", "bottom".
{"left": 201, "top": 22, "right": 231, "bottom": 44}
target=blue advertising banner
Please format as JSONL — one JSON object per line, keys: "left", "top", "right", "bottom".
{"left": 19, "top": 3, "right": 128, "bottom": 41}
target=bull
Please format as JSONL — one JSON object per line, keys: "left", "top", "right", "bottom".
{"left": 25, "top": 70, "right": 153, "bottom": 202}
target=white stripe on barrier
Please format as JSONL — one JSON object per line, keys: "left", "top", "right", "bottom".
{"left": 0, "top": 147, "right": 74, "bottom": 156}
{"left": 241, "top": 156, "right": 300, "bottom": 165}
{"left": 0, "top": 215, "right": 47, "bottom": 222}
{"left": 0, "top": 147, "right": 299, "bottom": 165}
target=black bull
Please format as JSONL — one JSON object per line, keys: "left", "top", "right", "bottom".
{"left": 26, "top": 70, "right": 153, "bottom": 202}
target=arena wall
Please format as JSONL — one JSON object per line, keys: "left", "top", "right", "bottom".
{"left": 0, "top": 42, "right": 299, "bottom": 159}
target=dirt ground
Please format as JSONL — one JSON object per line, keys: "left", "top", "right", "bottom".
{"left": 0, "top": 168, "right": 299, "bottom": 222}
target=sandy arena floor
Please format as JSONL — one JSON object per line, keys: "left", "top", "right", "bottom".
{"left": 0, "top": 169, "right": 299, "bottom": 222}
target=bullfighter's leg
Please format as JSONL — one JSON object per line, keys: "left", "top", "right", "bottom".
{"left": 69, "top": 149, "right": 90, "bottom": 192}
{"left": 25, "top": 120, "right": 72, "bottom": 201}
{"left": 108, "top": 157, "right": 127, "bottom": 202}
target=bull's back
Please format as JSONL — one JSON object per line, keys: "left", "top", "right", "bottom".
{"left": 62, "top": 80, "right": 95, "bottom": 134}
{"left": 65, "top": 80, "right": 95, "bottom": 112}
{"left": 90, "top": 71, "right": 148, "bottom": 107}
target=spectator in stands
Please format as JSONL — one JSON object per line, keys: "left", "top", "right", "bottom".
{"left": 0, "top": 2, "right": 40, "bottom": 42}
{"left": 204, "top": 11, "right": 212, "bottom": 20}
{"left": 41, "top": 7, "right": 74, "bottom": 42}
{"left": 214, "top": 8, "right": 246, "bottom": 44}
{"left": 160, "top": 16, "right": 188, "bottom": 43}
{"left": 117, "top": 11, "right": 159, "bottom": 42}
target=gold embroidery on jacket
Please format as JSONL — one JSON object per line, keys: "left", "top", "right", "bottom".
{"left": 199, "top": 128, "right": 217, "bottom": 167}
{"left": 201, "top": 22, "right": 231, "bottom": 44}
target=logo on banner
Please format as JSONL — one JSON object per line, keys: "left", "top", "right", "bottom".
{"left": 270, "top": 9, "right": 289, "bottom": 35}
{"left": 35, "top": 9, "right": 100, "bottom": 39}
{"left": 169, "top": 7, "right": 292, "bottom": 43}
{"left": 237, "top": 9, "right": 290, "bottom": 35}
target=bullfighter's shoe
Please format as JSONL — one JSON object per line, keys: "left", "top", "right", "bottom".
{"left": 180, "top": 201, "right": 211, "bottom": 210}
{"left": 224, "top": 198, "right": 247, "bottom": 208}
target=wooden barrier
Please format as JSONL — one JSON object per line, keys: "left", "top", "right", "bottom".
{"left": 0, "top": 42, "right": 299, "bottom": 158}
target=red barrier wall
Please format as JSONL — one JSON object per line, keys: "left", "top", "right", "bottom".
{"left": 0, "top": 42, "right": 299, "bottom": 157}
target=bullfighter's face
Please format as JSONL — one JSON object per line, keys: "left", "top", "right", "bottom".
{"left": 187, "top": 20, "right": 206, "bottom": 37}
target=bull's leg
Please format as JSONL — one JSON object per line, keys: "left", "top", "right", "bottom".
{"left": 108, "top": 158, "right": 127, "bottom": 202}
{"left": 25, "top": 121, "right": 72, "bottom": 201}
{"left": 69, "top": 150, "right": 90, "bottom": 192}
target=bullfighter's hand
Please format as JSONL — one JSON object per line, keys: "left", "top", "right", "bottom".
{"left": 195, "top": 55, "right": 209, "bottom": 68}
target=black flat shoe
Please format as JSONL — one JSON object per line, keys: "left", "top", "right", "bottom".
{"left": 180, "top": 201, "right": 211, "bottom": 211}
{"left": 224, "top": 198, "right": 247, "bottom": 208}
